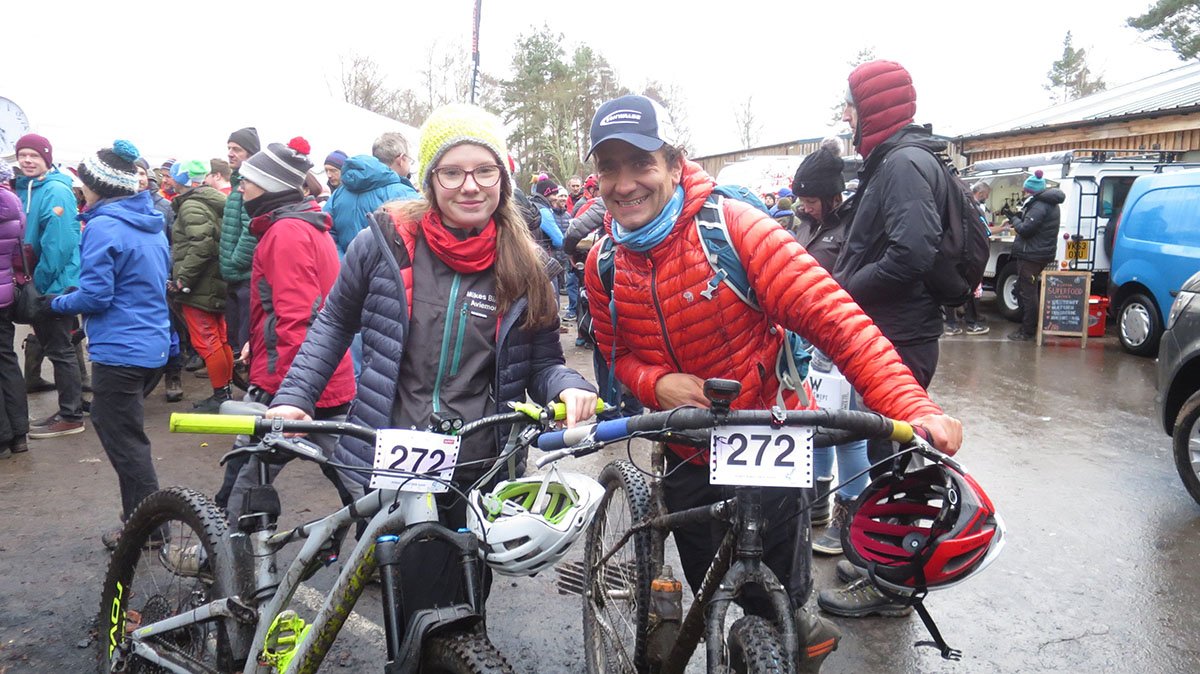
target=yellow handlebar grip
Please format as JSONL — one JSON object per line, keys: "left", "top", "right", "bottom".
{"left": 889, "top": 421, "right": 915, "bottom": 443}
{"left": 549, "top": 399, "right": 608, "bottom": 421}
{"left": 170, "top": 413, "right": 258, "bottom": 436}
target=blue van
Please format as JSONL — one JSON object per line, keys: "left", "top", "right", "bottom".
{"left": 1111, "top": 169, "right": 1200, "bottom": 356}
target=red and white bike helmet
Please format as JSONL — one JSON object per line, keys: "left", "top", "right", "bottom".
{"left": 841, "top": 459, "right": 1005, "bottom": 596}
{"left": 466, "top": 468, "right": 605, "bottom": 577}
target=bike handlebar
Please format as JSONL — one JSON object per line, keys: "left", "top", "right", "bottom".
{"left": 534, "top": 408, "right": 918, "bottom": 468}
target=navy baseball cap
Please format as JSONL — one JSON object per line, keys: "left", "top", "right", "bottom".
{"left": 587, "top": 95, "right": 680, "bottom": 159}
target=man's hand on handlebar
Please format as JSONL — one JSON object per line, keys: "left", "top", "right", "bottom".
{"left": 911, "top": 413, "right": 963, "bottom": 455}
{"left": 654, "top": 373, "right": 711, "bottom": 409}
{"left": 266, "top": 405, "right": 313, "bottom": 437}
{"left": 559, "top": 388, "right": 599, "bottom": 428}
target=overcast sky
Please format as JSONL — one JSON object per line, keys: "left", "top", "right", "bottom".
{"left": 5, "top": 0, "right": 1185, "bottom": 158}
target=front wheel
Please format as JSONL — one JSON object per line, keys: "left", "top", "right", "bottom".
{"left": 994, "top": 261, "right": 1022, "bottom": 322}
{"left": 1172, "top": 390, "right": 1200, "bottom": 506}
{"left": 98, "top": 487, "right": 247, "bottom": 673}
{"left": 583, "top": 460, "right": 660, "bottom": 673}
{"left": 1118, "top": 293, "right": 1162, "bottom": 356}
{"left": 728, "top": 615, "right": 791, "bottom": 674}
{"left": 421, "top": 630, "right": 516, "bottom": 673}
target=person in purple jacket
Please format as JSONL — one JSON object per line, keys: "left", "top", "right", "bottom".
{"left": 0, "top": 158, "right": 30, "bottom": 457}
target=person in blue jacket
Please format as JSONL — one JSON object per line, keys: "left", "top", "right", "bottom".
{"left": 39, "top": 141, "right": 171, "bottom": 549}
{"left": 324, "top": 154, "right": 418, "bottom": 256}
{"left": 14, "top": 133, "right": 84, "bottom": 439}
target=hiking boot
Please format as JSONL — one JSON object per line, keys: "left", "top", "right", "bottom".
{"left": 564, "top": 311, "right": 577, "bottom": 321}
{"left": 103, "top": 526, "right": 167, "bottom": 552}
{"left": 813, "top": 494, "right": 851, "bottom": 556}
{"left": 943, "top": 323, "right": 963, "bottom": 336}
{"left": 164, "top": 369, "right": 184, "bottom": 403}
{"left": 818, "top": 578, "right": 913, "bottom": 618}
{"left": 811, "top": 476, "right": 833, "bottom": 527}
{"left": 28, "top": 414, "right": 85, "bottom": 439}
{"left": 24, "top": 377, "right": 54, "bottom": 393}
{"left": 1007, "top": 330, "right": 1034, "bottom": 342}
{"left": 10, "top": 435, "right": 29, "bottom": 454}
{"left": 965, "top": 323, "right": 990, "bottom": 335}
{"left": 160, "top": 543, "right": 208, "bottom": 577}
{"left": 835, "top": 560, "right": 863, "bottom": 583}
{"left": 192, "top": 386, "right": 232, "bottom": 413}
{"left": 183, "top": 353, "right": 205, "bottom": 371}
{"left": 794, "top": 605, "right": 840, "bottom": 673}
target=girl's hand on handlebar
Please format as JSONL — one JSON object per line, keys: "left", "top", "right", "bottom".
{"left": 266, "top": 405, "right": 312, "bottom": 437}
{"left": 911, "top": 414, "right": 963, "bottom": 455}
{"left": 558, "top": 388, "right": 598, "bottom": 428}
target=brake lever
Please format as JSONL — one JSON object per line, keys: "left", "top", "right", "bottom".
{"left": 218, "top": 446, "right": 257, "bottom": 466}
{"left": 535, "top": 442, "right": 603, "bottom": 469}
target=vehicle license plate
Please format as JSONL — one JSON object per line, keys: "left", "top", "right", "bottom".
{"left": 1066, "top": 240, "right": 1090, "bottom": 260}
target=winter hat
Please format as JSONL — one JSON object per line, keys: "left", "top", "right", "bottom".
{"left": 227, "top": 127, "right": 261, "bottom": 155}
{"left": 792, "top": 139, "right": 846, "bottom": 198}
{"left": 846, "top": 60, "right": 917, "bottom": 159}
{"left": 0, "top": 158, "right": 13, "bottom": 183}
{"left": 324, "top": 150, "right": 348, "bottom": 169}
{"left": 778, "top": 196, "right": 794, "bottom": 211}
{"left": 15, "top": 133, "right": 53, "bottom": 168}
{"left": 418, "top": 104, "right": 509, "bottom": 191}
{"left": 777, "top": 187, "right": 793, "bottom": 199}
{"left": 240, "top": 137, "right": 313, "bottom": 194}
{"left": 535, "top": 178, "right": 559, "bottom": 199}
{"left": 556, "top": 186, "right": 569, "bottom": 198}
{"left": 1023, "top": 170, "right": 1046, "bottom": 193}
{"left": 133, "top": 157, "right": 150, "bottom": 172}
{"left": 77, "top": 140, "right": 141, "bottom": 199}
{"left": 171, "top": 159, "right": 210, "bottom": 188}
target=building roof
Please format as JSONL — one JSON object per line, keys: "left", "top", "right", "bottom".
{"left": 960, "top": 61, "right": 1200, "bottom": 139}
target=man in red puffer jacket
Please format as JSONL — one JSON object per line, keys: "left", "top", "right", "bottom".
{"left": 585, "top": 94, "right": 963, "bottom": 670}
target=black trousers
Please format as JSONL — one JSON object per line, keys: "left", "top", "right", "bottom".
{"left": 92, "top": 363, "right": 162, "bottom": 519}
{"left": 1017, "top": 258, "right": 1048, "bottom": 336}
{"left": 224, "top": 280, "right": 251, "bottom": 353}
{"left": 662, "top": 452, "right": 812, "bottom": 612}
{"left": 0, "top": 313, "right": 29, "bottom": 444}
{"left": 867, "top": 340, "right": 938, "bottom": 478}
{"left": 31, "top": 313, "right": 82, "bottom": 420}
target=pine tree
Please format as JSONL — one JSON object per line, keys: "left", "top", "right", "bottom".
{"left": 1128, "top": 0, "right": 1200, "bottom": 60}
{"left": 1045, "top": 32, "right": 1107, "bottom": 104}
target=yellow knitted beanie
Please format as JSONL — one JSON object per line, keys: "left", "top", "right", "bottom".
{"left": 418, "top": 104, "right": 509, "bottom": 189}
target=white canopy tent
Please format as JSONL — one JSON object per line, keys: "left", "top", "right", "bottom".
{"left": 3, "top": 83, "right": 417, "bottom": 178}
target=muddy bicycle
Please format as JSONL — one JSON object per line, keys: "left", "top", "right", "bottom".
{"left": 535, "top": 379, "right": 1003, "bottom": 674}
{"left": 98, "top": 400, "right": 602, "bottom": 674}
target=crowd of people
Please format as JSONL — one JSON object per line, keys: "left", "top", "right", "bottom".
{"left": 0, "top": 57, "right": 1025, "bottom": 670}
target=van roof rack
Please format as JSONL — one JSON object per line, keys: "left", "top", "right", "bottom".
{"left": 968, "top": 149, "right": 1185, "bottom": 176}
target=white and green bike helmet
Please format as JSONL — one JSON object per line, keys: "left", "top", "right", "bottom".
{"left": 466, "top": 468, "right": 605, "bottom": 576}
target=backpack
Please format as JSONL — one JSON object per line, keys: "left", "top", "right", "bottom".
{"left": 592, "top": 185, "right": 811, "bottom": 408}
{"left": 892, "top": 141, "right": 990, "bottom": 307}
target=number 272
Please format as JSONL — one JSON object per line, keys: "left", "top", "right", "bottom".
{"left": 387, "top": 444, "right": 448, "bottom": 473}
{"left": 725, "top": 433, "right": 795, "bottom": 467}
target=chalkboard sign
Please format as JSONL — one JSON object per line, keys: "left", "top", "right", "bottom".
{"left": 1037, "top": 271, "right": 1091, "bottom": 347}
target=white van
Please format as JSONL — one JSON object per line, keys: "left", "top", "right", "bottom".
{"left": 964, "top": 149, "right": 1187, "bottom": 321}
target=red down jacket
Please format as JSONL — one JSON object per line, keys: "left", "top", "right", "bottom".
{"left": 585, "top": 160, "right": 941, "bottom": 459}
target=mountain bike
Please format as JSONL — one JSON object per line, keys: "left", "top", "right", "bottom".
{"left": 98, "top": 399, "right": 593, "bottom": 674}
{"left": 534, "top": 378, "right": 938, "bottom": 674}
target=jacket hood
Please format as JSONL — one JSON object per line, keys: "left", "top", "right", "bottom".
{"left": 341, "top": 155, "right": 401, "bottom": 193}
{"left": 1033, "top": 187, "right": 1066, "bottom": 205}
{"left": 176, "top": 185, "right": 227, "bottom": 212}
{"left": 848, "top": 60, "right": 917, "bottom": 159}
{"left": 15, "top": 168, "right": 75, "bottom": 193}
{"left": 83, "top": 191, "right": 165, "bottom": 233}
{"left": 250, "top": 196, "right": 330, "bottom": 238}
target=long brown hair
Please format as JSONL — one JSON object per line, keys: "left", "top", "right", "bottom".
{"left": 388, "top": 164, "right": 558, "bottom": 330}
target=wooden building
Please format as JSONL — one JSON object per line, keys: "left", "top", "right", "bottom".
{"left": 955, "top": 62, "right": 1200, "bottom": 165}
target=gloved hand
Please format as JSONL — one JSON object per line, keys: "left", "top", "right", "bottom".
{"left": 35, "top": 293, "right": 61, "bottom": 321}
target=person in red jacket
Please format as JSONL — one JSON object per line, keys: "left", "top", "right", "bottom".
{"left": 584, "top": 95, "right": 963, "bottom": 669}
{"left": 214, "top": 137, "right": 358, "bottom": 522}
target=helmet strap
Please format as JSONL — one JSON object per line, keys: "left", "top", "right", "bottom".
{"left": 865, "top": 563, "right": 962, "bottom": 661}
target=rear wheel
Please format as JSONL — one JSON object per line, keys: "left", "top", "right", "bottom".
{"left": 583, "top": 460, "right": 659, "bottom": 673}
{"left": 1172, "top": 390, "right": 1200, "bottom": 506}
{"left": 98, "top": 487, "right": 247, "bottom": 673}
{"left": 728, "top": 615, "right": 791, "bottom": 674}
{"left": 995, "top": 261, "right": 1022, "bottom": 322}
{"left": 1117, "top": 293, "right": 1162, "bottom": 356}
{"left": 421, "top": 631, "right": 516, "bottom": 673}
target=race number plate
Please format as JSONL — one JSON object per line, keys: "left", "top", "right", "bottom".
{"left": 710, "top": 426, "right": 814, "bottom": 488}
{"left": 370, "top": 428, "right": 460, "bottom": 493}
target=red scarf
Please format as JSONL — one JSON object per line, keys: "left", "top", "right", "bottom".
{"left": 419, "top": 210, "right": 497, "bottom": 273}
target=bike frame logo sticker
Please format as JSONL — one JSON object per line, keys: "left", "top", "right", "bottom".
{"left": 108, "top": 581, "right": 125, "bottom": 657}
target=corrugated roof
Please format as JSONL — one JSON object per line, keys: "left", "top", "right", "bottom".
{"left": 961, "top": 61, "right": 1200, "bottom": 138}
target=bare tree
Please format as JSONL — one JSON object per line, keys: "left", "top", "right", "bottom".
{"left": 340, "top": 53, "right": 396, "bottom": 116}
{"left": 734, "top": 95, "right": 762, "bottom": 150}
{"left": 642, "top": 80, "right": 691, "bottom": 154}
{"left": 830, "top": 47, "right": 878, "bottom": 124}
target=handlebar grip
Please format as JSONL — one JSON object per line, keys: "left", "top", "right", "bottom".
{"left": 170, "top": 413, "right": 258, "bottom": 436}
{"left": 537, "top": 417, "right": 630, "bottom": 452}
{"left": 547, "top": 398, "right": 609, "bottom": 421}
